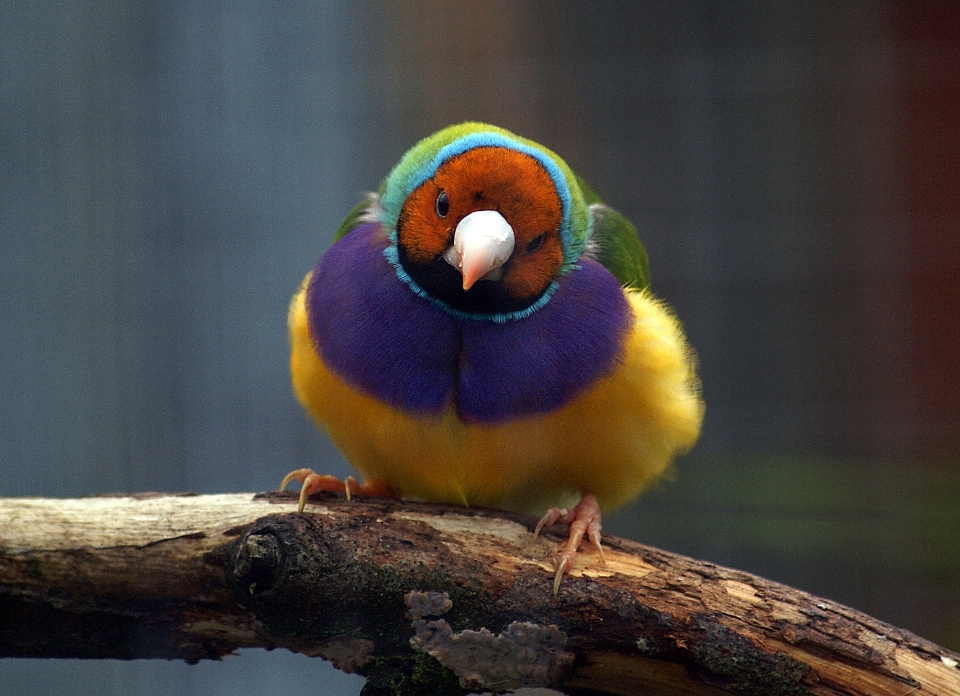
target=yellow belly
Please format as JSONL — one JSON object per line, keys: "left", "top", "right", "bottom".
{"left": 289, "top": 277, "right": 702, "bottom": 514}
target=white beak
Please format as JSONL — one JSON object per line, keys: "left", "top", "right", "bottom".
{"left": 441, "top": 210, "right": 515, "bottom": 291}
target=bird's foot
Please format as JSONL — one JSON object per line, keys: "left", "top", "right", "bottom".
{"left": 279, "top": 468, "right": 398, "bottom": 512}
{"left": 534, "top": 493, "right": 604, "bottom": 595}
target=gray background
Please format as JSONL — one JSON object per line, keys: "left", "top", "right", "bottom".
{"left": 3, "top": 2, "right": 958, "bottom": 694}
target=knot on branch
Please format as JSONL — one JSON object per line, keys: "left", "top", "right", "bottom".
{"left": 232, "top": 532, "right": 283, "bottom": 596}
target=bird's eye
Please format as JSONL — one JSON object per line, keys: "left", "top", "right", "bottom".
{"left": 435, "top": 190, "right": 449, "bottom": 218}
{"left": 526, "top": 233, "right": 546, "bottom": 254}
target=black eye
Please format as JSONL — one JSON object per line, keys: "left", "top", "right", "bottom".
{"left": 435, "top": 190, "right": 449, "bottom": 218}
{"left": 526, "top": 233, "right": 546, "bottom": 254}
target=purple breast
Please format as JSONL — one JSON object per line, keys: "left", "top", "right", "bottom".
{"left": 306, "top": 222, "right": 631, "bottom": 424}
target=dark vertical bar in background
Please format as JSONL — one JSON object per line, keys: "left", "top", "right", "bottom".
{"left": 897, "top": 1, "right": 960, "bottom": 457}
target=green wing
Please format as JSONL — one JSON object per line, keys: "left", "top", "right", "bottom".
{"left": 575, "top": 174, "right": 650, "bottom": 291}
{"left": 333, "top": 198, "right": 372, "bottom": 242}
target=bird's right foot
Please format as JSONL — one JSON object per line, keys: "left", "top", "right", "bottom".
{"left": 279, "top": 468, "right": 398, "bottom": 512}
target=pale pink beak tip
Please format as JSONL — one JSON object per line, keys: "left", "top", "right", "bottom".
{"left": 461, "top": 260, "right": 485, "bottom": 291}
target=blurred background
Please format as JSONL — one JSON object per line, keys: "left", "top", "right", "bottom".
{"left": 2, "top": 1, "right": 958, "bottom": 694}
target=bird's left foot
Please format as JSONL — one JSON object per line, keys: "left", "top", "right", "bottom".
{"left": 534, "top": 493, "right": 605, "bottom": 595}
{"left": 279, "top": 468, "right": 398, "bottom": 512}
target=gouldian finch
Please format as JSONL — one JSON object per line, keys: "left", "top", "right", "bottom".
{"left": 282, "top": 123, "right": 703, "bottom": 592}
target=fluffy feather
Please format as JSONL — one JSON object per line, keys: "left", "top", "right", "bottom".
{"left": 290, "top": 270, "right": 701, "bottom": 513}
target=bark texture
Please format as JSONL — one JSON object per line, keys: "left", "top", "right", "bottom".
{"left": 1, "top": 493, "right": 957, "bottom": 696}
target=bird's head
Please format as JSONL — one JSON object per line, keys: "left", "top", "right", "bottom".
{"left": 378, "top": 123, "right": 591, "bottom": 319}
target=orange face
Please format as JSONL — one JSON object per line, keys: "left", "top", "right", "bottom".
{"left": 397, "top": 146, "right": 564, "bottom": 301}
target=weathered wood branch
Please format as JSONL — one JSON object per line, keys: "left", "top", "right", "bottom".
{"left": 0, "top": 493, "right": 957, "bottom": 695}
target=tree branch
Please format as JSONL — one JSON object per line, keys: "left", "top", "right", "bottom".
{"left": 0, "top": 493, "right": 957, "bottom": 695}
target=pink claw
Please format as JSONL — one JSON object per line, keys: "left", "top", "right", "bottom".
{"left": 279, "top": 468, "right": 398, "bottom": 511}
{"left": 534, "top": 494, "right": 604, "bottom": 595}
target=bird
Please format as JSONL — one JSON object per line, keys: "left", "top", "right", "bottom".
{"left": 281, "top": 122, "right": 703, "bottom": 593}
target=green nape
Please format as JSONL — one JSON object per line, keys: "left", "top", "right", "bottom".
{"left": 574, "top": 173, "right": 604, "bottom": 206}
{"left": 575, "top": 174, "right": 651, "bottom": 291}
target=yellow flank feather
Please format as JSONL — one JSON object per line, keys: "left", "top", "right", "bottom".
{"left": 289, "top": 273, "right": 703, "bottom": 515}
